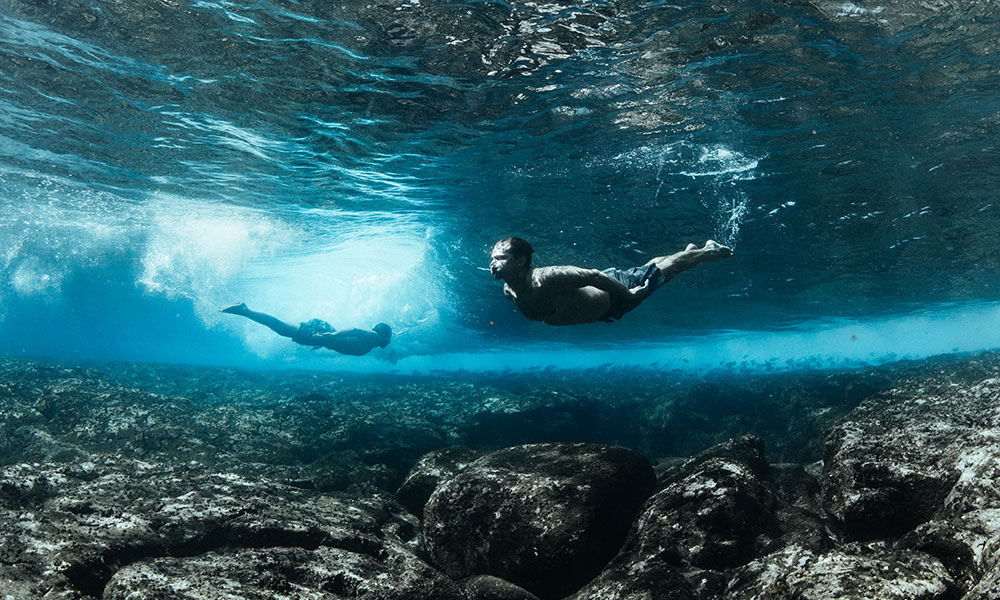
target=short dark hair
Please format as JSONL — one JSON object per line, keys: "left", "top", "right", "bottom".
{"left": 373, "top": 323, "right": 392, "bottom": 346}
{"left": 497, "top": 237, "right": 533, "bottom": 263}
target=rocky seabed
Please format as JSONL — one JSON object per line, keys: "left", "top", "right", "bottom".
{"left": 2, "top": 355, "right": 1000, "bottom": 599}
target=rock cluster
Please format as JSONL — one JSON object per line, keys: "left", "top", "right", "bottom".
{"left": 424, "top": 443, "right": 655, "bottom": 599}
{"left": 0, "top": 456, "right": 460, "bottom": 599}
{"left": 2, "top": 354, "right": 1000, "bottom": 598}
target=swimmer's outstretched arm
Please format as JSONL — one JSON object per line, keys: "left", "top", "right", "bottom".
{"left": 538, "top": 266, "right": 647, "bottom": 303}
{"left": 309, "top": 329, "right": 382, "bottom": 356}
{"left": 315, "top": 328, "right": 373, "bottom": 340}
{"left": 538, "top": 266, "right": 623, "bottom": 291}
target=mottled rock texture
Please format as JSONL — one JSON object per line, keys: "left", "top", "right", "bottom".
{"left": 424, "top": 443, "right": 656, "bottom": 600}
{"left": 0, "top": 455, "right": 459, "bottom": 600}
{"left": 725, "top": 542, "right": 957, "bottom": 600}
{"left": 396, "top": 446, "right": 480, "bottom": 516}
{"left": 459, "top": 574, "right": 542, "bottom": 600}
{"left": 3, "top": 353, "right": 1000, "bottom": 599}
{"left": 823, "top": 376, "right": 1000, "bottom": 539}
{"left": 568, "top": 435, "right": 831, "bottom": 599}
{"left": 822, "top": 373, "right": 1000, "bottom": 594}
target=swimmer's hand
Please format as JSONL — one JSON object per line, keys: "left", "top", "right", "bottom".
{"left": 627, "top": 280, "right": 654, "bottom": 308}
{"left": 630, "top": 279, "right": 652, "bottom": 295}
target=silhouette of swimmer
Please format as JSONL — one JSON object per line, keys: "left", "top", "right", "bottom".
{"left": 221, "top": 303, "right": 391, "bottom": 356}
{"left": 489, "top": 237, "right": 733, "bottom": 326}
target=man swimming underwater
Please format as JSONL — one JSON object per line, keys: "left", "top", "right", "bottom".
{"left": 489, "top": 237, "right": 733, "bottom": 326}
{"left": 221, "top": 303, "right": 391, "bottom": 356}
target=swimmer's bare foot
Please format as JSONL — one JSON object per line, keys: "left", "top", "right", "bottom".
{"left": 701, "top": 240, "right": 733, "bottom": 260}
{"left": 220, "top": 302, "right": 248, "bottom": 315}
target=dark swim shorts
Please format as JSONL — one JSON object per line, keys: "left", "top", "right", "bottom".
{"left": 292, "top": 318, "right": 334, "bottom": 345}
{"left": 599, "top": 264, "right": 666, "bottom": 323}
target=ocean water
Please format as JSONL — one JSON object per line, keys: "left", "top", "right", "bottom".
{"left": 1, "top": 0, "right": 999, "bottom": 374}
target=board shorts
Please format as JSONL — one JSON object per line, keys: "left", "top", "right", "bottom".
{"left": 292, "top": 318, "right": 334, "bottom": 345}
{"left": 599, "top": 264, "right": 666, "bottom": 323}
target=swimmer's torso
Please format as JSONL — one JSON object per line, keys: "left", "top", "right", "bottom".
{"left": 512, "top": 268, "right": 612, "bottom": 326}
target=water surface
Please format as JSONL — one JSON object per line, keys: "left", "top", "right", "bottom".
{"left": 2, "top": 0, "right": 998, "bottom": 372}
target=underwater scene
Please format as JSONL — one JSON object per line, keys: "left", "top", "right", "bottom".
{"left": 2, "top": 0, "right": 1000, "bottom": 598}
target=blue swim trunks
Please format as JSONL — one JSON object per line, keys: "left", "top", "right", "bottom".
{"left": 599, "top": 264, "right": 666, "bottom": 323}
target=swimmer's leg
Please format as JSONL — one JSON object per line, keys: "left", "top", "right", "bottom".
{"left": 220, "top": 303, "right": 299, "bottom": 338}
{"left": 643, "top": 240, "right": 733, "bottom": 283}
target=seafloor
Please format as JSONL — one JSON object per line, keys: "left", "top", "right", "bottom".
{"left": 2, "top": 352, "right": 999, "bottom": 599}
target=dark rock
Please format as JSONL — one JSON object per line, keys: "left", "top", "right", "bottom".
{"left": 460, "top": 574, "right": 542, "bottom": 600}
{"left": 964, "top": 546, "right": 1000, "bottom": 600}
{"left": 0, "top": 455, "right": 461, "bottom": 600}
{"left": 641, "top": 435, "right": 780, "bottom": 571}
{"left": 637, "top": 371, "right": 892, "bottom": 464}
{"left": 660, "top": 433, "right": 772, "bottom": 483}
{"left": 6, "top": 354, "right": 1000, "bottom": 599}
{"left": 424, "top": 442, "right": 656, "bottom": 600}
{"left": 396, "top": 446, "right": 481, "bottom": 516}
{"left": 726, "top": 542, "right": 957, "bottom": 600}
{"left": 104, "top": 545, "right": 465, "bottom": 600}
{"left": 572, "top": 435, "right": 837, "bottom": 598}
{"left": 822, "top": 376, "right": 1000, "bottom": 541}
{"left": 565, "top": 554, "right": 696, "bottom": 600}
{"left": 766, "top": 462, "right": 838, "bottom": 554}
{"left": 901, "top": 510, "right": 1000, "bottom": 591}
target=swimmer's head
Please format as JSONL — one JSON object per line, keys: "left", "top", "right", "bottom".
{"left": 490, "top": 237, "right": 533, "bottom": 278}
{"left": 373, "top": 323, "right": 392, "bottom": 347}
{"left": 498, "top": 237, "right": 533, "bottom": 261}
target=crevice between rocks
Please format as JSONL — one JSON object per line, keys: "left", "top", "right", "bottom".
{"left": 61, "top": 519, "right": 389, "bottom": 598}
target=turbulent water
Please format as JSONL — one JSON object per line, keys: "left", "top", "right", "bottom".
{"left": 1, "top": 0, "right": 999, "bottom": 372}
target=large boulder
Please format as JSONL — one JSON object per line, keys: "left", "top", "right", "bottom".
{"left": 822, "top": 376, "right": 1000, "bottom": 540}
{"left": 820, "top": 374, "right": 1000, "bottom": 598}
{"left": 901, "top": 509, "right": 1000, "bottom": 591}
{"left": 423, "top": 443, "right": 656, "bottom": 600}
{"left": 638, "top": 435, "right": 780, "bottom": 571}
{"left": 567, "top": 436, "right": 785, "bottom": 599}
{"left": 725, "top": 542, "right": 957, "bottom": 600}
{"left": 564, "top": 551, "right": 696, "bottom": 600}
{"left": 396, "top": 446, "right": 480, "bottom": 516}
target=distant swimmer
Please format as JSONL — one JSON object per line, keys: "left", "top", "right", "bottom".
{"left": 220, "top": 303, "right": 391, "bottom": 356}
{"left": 489, "top": 237, "right": 733, "bottom": 326}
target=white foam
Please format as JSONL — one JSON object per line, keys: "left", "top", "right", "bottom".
{"left": 126, "top": 199, "right": 446, "bottom": 359}
{"left": 835, "top": 2, "right": 885, "bottom": 17}
{"left": 220, "top": 223, "right": 443, "bottom": 359}
{"left": 137, "top": 196, "right": 295, "bottom": 312}
{"left": 0, "top": 176, "right": 444, "bottom": 359}
{"left": 10, "top": 259, "right": 58, "bottom": 296}
{"left": 0, "top": 183, "right": 138, "bottom": 297}
{"left": 679, "top": 145, "right": 760, "bottom": 178}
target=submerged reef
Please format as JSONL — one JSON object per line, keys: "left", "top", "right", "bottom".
{"left": 2, "top": 353, "right": 1000, "bottom": 599}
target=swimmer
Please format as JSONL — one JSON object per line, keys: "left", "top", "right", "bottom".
{"left": 489, "top": 237, "right": 732, "bottom": 326}
{"left": 220, "top": 303, "right": 391, "bottom": 356}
